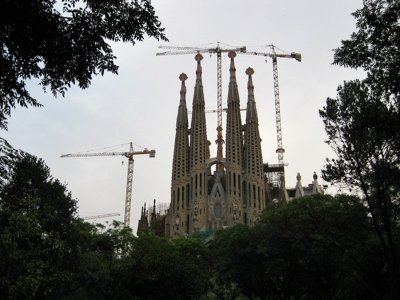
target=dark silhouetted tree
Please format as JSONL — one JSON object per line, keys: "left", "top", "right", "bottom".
{"left": 211, "top": 194, "right": 385, "bottom": 299}
{"left": 321, "top": 0, "right": 400, "bottom": 294}
{"left": 0, "top": 154, "right": 79, "bottom": 299}
{"left": 0, "top": 0, "right": 167, "bottom": 129}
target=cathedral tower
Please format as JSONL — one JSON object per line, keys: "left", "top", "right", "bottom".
{"left": 243, "top": 67, "right": 266, "bottom": 224}
{"left": 169, "top": 73, "right": 190, "bottom": 236}
{"left": 167, "top": 52, "right": 268, "bottom": 236}
{"left": 189, "top": 54, "right": 210, "bottom": 232}
{"left": 225, "top": 51, "right": 244, "bottom": 224}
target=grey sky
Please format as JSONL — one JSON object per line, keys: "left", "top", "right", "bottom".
{"left": 2, "top": 0, "right": 364, "bottom": 233}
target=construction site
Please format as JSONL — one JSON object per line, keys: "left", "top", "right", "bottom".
{"left": 136, "top": 43, "right": 325, "bottom": 236}
{"left": 61, "top": 43, "right": 326, "bottom": 234}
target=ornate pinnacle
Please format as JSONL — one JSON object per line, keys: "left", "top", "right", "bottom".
{"left": 246, "top": 67, "right": 254, "bottom": 94}
{"left": 228, "top": 51, "right": 237, "bottom": 80}
{"left": 195, "top": 54, "right": 203, "bottom": 80}
{"left": 245, "top": 67, "right": 254, "bottom": 76}
{"left": 179, "top": 73, "right": 187, "bottom": 99}
{"left": 195, "top": 53, "right": 203, "bottom": 62}
{"left": 179, "top": 73, "right": 188, "bottom": 82}
{"left": 228, "top": 51, "right": 237, "bottom": 58}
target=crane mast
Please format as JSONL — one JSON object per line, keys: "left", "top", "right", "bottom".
{"left": 272, "top": 47, "right": 284, "bottom": 164}
{"left": 243, "top": 45, "right": 301, "bottom": 165}
{"left": 216, "top": 50, "right": 223, "bottom": 172}
{"left": 157, "top": 43, "right": 246, "bottom": 170}
{"left": 158, "top": 43, "right": 300, "bottom": 167}
{"left": 61, "top": 142, "right": 155, "bottom": 227}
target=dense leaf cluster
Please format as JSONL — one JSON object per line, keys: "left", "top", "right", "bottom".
{"left": 0, "top": 152, "right": 210, "bottom": 299}
{"left": 1, "top": 149, "right": 399, "bottom": 299}
{"left": 0, "top": 154, "right": 78, "bottom": 299}
{"left": 333, "top": 0, "right": 400, "bottom": 97}
{"left": 210, "top": 195, "right": 398, "bottom": 300}
{"left": 0, "top": 0, "right": 167, "bottom": 129}
{"left": 320, "top": 0, "right": 400, "bottom": 293}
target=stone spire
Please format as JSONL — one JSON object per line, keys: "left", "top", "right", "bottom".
{"left": 225, "top": 51, "right": 243, "bottom": 222}
{"left": 243, "top": 67, "right": 263, "bottom": 178}
{"left": 169, "top": 73, "right": 191, "bottom": 236}
{"left": 243, "top": 67, "right": 266, "bottom": 221}
{"left": 225, "top": 51, "right": 243, "bottom": 167}
{"left": 171, "top": 73, "right": 190, "bottom": 184}
{"left": 137, "top": 203, "right": 149, "bottom": 235}
{"left": 295, "top": 172, "right": 304, "bottom": 198}
{"left": 312, "top": 172, "right": 322, "bottom": 194}
{"left": 245, "top": 67, "right": 259, "bottom": 124}
{"left": 190, "top": 54, "right": 209, "bottom": 169}
{"left": 189, "top": 53, "right": 209, "bottom": 231}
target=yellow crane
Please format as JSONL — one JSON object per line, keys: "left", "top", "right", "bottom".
{"left": 157, "top": 43, "right": 300, "bottom": 167}
{"left": 61, "top": 142, "right": 155, "bottom": 227}
{"left": 157, "top": 42, "right": 246, "bottom": 171}
{"left": 243, "top": 45, "right": 301, "bottom": 165}
{"left": 83, "top": 212, "right": 120, "bottom": 221}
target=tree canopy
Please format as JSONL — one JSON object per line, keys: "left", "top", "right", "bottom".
{"left": 0, "top": 0, "right": 167, "bottom": 129}
{"left": 210, "top": 194, "right": 387, "bottom": 300}
{"left": 320, "top": 0, "right": 400, "bottom": 295}
{"left": 0, "top": 150, "right": 396, "bottom": 299}
{"left": 333, "top": 0, "right": 400, "bottom": 98}
{"left": 0, "top": 154, "right": 78, "bottom": 299}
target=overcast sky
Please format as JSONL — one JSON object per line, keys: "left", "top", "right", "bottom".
{"left": 2, "top": 0, "right": 365, "bottom": 233}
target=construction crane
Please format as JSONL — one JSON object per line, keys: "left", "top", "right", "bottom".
{"left": 61, "top": 142, "right": 156, "bottom": 227}
{"left": 188, "top": 107, "right": 246, "bottom": 114}
{"left": 157, "top": 43, "right": 246, "bottom": 171}
{"left": 83, "top": 212, "right": 120, "bottom": 220}
{"left": 242, "top": 45, "right": 301, "bottom": 165}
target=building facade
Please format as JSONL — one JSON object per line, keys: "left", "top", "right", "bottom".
{"left": 165, "top": 52, "right": 269, "bottom": 236}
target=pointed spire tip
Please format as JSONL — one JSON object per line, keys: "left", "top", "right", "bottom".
{"left": 179, "top": 73, "right": 188, "bottom": 82}
{"left": 195, "top": 53, "right": 203, "bottom": 62}
{"left": 228, "top": 51, "right": 237, "bottom": 59}
{"left": 246, "top": 67, "right": 254, "bottom": 76}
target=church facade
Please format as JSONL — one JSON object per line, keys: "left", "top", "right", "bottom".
{"left": 165, "top": 51, "right": 269, "bottom": 237}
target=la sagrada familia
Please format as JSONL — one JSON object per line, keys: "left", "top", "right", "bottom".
{"left": 164, "top": 51, "right": 271, "bottom": 236}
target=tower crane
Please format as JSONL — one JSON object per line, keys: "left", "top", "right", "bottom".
{"left": 242, "top": 45, "right": 301, "bottom": 165}
{"left": 157, "top": 43, "right": 246, "bottom": 171}
{"left": 61, "top": 142, "right": 156, "bottom": 227}
{"left": 188, "top": 107, "right": 246, "bottom": 114}
{"left": 83, "top": 212, "right": 120, "bottom": 220}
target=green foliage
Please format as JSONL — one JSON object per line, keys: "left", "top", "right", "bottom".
{"left": 63, "top": 220, "right": 135, "bottom": 299}
{"left": 211, "top": 194, "right": 387, "bottom": 299}
{"left": 333, "top": 0, "right": 400, "bottom": 97}
{"left": 61, "top": 229, "right": 211, "bottom": 300}
{"left": 0, "top": 143, "right": 210, "bottom": 299}
{"left": 211, "top": 224, "right": 267, "bottom": 299}
{"left": 0, "top": 150, "right": 396, "bottom": 299}
{"left": 0, "top": 154, "right": 79, "bottom": 299}
{"left": 0, "top": 0, "right": 167, "bottom": 129}
{"left": 117, "top": 233, "right": 211, "bottom": 300}
{"left": 0, "top": 138, "right": 24, "bottom": 188}
{"left": 321, "top": 0, "right": 400, "bottom": 292}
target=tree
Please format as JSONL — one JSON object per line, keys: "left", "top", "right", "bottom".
{"left": 259, "top": 194, "right": 385, "bottom": 299}
{"left": 333, "top": 0, "right": 400, "bottom": 99}
{"left": 211, "top": 195, "right": 383, "bottom": 299}
{"left": 320, "top": 0, "right": 400, "bottom": 293}
{"left": 114, "top": 233, "right": 211, "bottom": 300}
{"left": 0, "top": 154, "right": 79, "bottom": 299}
{"left": 0, "top": 138, "right": 24, "bottom": 187}
{"left": 0, "top": 0, "right": 167, "bottom": 129}
{"left": 63, "top": 220, "right": 136, "bottom": 300}
{"left": 210, "top": 224, "right": 269, "bottom": 300}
